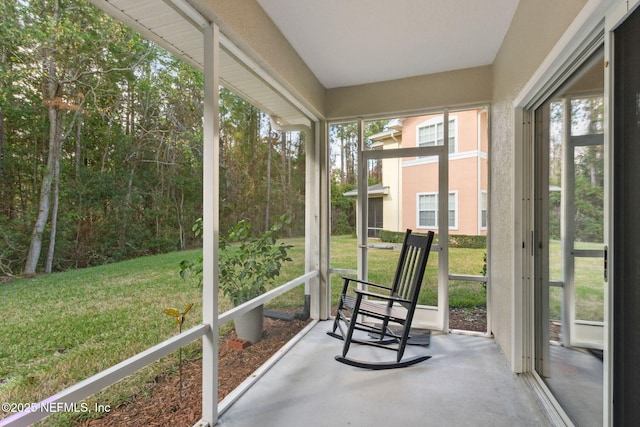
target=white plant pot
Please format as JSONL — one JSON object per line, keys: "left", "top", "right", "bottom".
{"left": 234, "top": 304, "right": 264, "bottom": 344}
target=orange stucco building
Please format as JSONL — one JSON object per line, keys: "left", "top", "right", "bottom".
{"left": 369, "top": 108, "right": 488, "bottom": 236}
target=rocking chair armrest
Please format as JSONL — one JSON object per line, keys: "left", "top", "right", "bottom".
{"left": 341, "top": 277, "right": 394, "bottom": 292}
{"left": 354, "top": 288, "right": 411, "bottom": 304}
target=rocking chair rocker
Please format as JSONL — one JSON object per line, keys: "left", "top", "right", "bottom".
{"left": 328, "top": 229, "right": 435, "bottom": 370}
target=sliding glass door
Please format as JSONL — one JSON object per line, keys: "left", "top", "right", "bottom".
{"left": 534, "top": 48, "right": 605, "bottom": 427}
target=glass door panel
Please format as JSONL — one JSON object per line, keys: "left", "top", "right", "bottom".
{"left": 361, "top": 114, "right": 447, "bottom": 330}
{"left": 534, "top": 48, "right": 604, "bottom": 427}
{"left": 447, "top": 107, "right": 489, "bottom": 333}
{"left": 328, "top": 122, "right": 359, "bottom": 313}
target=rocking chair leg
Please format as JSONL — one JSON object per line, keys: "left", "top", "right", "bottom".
{"left": 341, "top": 295, "right": 362, "bottom": 357}
{"left": 335, "top": 354, "right": 432, "bottom": 370}
{"left": 331, "top": 277, "right": 351, "bottom": 335}
{"left": 331, "top": 313, "right": 340, "bottom": 333}
{"left": 327, "top": 313, "right": 346, "bottom": 341}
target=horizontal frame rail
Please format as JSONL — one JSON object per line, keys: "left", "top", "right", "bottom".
{"left": 2, "top": 270, "right": 318, "bottom": 427}
{"left": 0, "top": 323, "right": 210, "bottom": 427}
{"left": 448, "top": 274, "right": 488, "bottom": 283}
{"left": 329, "top": 268, "right": 357, "bottom": 276}
{"left": 218, "top": 271, "right": 317, "bottom": 325}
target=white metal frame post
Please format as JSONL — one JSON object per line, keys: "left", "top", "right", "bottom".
{"left": 439, "top": 110, "right": 450, "bottom": 331}
{"left": 319, "top": 121, "right": 331, "bottom": 320}
{"left": 357, "top": 120, "right": 368, "bottom": 282}
{"left": 201, "top": 22, "right": 220, "bottom": 426}
{"left": 305, "top": 122, "right": 323, "bottom": 320}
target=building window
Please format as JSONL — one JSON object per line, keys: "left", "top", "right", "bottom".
{"left": 481, "top": 191, "right": 488, "bottom": 229}
{"left": 448, "top": 192, "right": 457, "bottom": 228}
{"left": 418, "top": 194, "right": 437, "bottom": 227}
{"left": 417, "top": 192, "right": 457, "bottom": 228}
{"left": 416, "top": 116, "right": 457, "bottom": 154}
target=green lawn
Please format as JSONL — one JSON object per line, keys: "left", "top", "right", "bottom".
{"left": 548, "top": 240, "right": 605, "bottom": 321}
{"left": 0, "top": 250, "right": 204, "bottom": 425}
{"left": 0, "top": 235, "right": 487, "bottom": 426}
{"left": 328, "top": 236, "right": 486, "bottom": 308}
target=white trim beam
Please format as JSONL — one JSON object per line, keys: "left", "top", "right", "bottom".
{"left": 200, "top": 21, "right": 220, "bottom": 426}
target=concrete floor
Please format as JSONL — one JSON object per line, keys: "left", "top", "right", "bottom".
{"left": 216, "top": 321, "right": 551, "bottom": 427}
{"left": 546, "top": 345, "right": 603, "bottom": 427}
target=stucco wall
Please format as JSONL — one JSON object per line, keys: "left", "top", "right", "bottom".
{"left": 195, "top": 0, "right": 326, "bottom": 119}
{"left": 490, "top": 0, "right": 587, "bottom": 368}
{"left": 399, "top": 111, "right": 486, "bottom": 235}
{"left": 326, "top": 66, "right": 492, "bottom": 120}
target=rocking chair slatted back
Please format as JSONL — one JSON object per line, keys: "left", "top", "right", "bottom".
{"left": 392, "top": 232, "right": 431, "bottom": 307}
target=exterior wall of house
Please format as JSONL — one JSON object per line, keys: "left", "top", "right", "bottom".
{"left": 380, "top": 140, "right": 402, "bottom": 232}
{"left": 490, "top": 0, "right": 588, "bottom": 368}
{"left": 204, "top": 0, "right": 326, "bottom": 119}
{"left": 399, "top": 110, "right": 487, "bottom": 236}
{"left": 326, "top": 66, "right": 492, "bottom": 120}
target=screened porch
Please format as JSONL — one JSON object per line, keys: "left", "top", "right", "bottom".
{"left": 4, "top": 0, "right": 633, "bottom": 426}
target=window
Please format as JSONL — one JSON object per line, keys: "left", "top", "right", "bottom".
{"left": 417, "top": 117, "right": 457, "bottom": 154}
{"left": 418, "top": 194, "right": 437, "bottom": 227}
{"left": 417, "top": 192, "right": 457, "bottom": 228}
{"left": 448, "top": 193, "right": 457, "bottom": 228}
{"left": 481, "top": 191, "right": 488, "bottom": 229}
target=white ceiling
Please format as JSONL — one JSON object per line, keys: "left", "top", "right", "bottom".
{"left": 90, "top": 0, "right": 520, "bottom": 123}
{"left": 257, "top": 0, "right": 520, "bottom": 89}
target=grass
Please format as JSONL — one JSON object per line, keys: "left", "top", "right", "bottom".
{"left": 0, "top": 250, "right": 204, "bottom": 425}
{"left": 0, "top": 235, "right": 485, "bottom": 426}
{"left": 548, "top": 240, "right": 605, "bottom": 321}
{"left": 328, "top": 237, "right": 487, "bottom": 308}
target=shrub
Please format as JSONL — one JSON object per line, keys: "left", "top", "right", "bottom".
{"left": 379, "top": 230, "right": 486, "bottom": 249}
{"left": 179, "top": 215, "right": 293, "bottom": 306}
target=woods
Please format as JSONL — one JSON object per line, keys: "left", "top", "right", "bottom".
{"left": 0, "top": 0, "right": 310, "bottom": 277}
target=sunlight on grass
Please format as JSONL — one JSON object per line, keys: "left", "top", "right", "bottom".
{"left": 328, "top": 235, "right": 486, "bottom": 309}
{"left": 0, "top": 250, "right": 203, "bottom": 425}
{"left": 0, "top": 234, "right": 488, "bottom": 426}
{"left": 548, "top": 240, "right": 605, "bottom": 322}
{"left": 0, "top": 240, "right": 311, "bottom": 426}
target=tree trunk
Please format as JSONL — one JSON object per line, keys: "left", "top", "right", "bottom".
{"left": 46, "top": 134, "right": 61, "bottom": 273}
{"left": 265, "top": 135, "right": 272, "bottom": 231}
{"left": 120, "top": 163, "right": 136, "bottom": 248}
{"left": 280, "top": 132, "right": 287, "bottom": 215}
{"left": 175, "top": 190, "right": 185, "bottom": 250}
{"left": 340, "top": 135, "right": 345, "bottom": 185}
{"left": 0, "top": 1, "right": 8, "bottom": 214}
{"left": 0, "top": 106, "right": 5, "bottom": 203}
{"left": 75, "top": 106, "right": 83, "bottom": 181}
{"left": 24, "top": 103, "right": 58, "bottom": 275}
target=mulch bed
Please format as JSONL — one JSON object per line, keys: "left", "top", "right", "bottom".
{"left": 79, "top": 315, "right": 310, "bottom": 427}
{"left": 78, "top": 306, "right": 486, "bottom": 426}
{"left": 449, "top": 306, "right": 488, "bottom": 332}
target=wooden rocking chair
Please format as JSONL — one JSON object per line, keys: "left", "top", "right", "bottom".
{"left": 328, "top": 229, "right": 435, "bottom": 369}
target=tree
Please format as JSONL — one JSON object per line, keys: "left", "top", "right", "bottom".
{"left": 22, "top": 0, "right": 151, "bottom": 274}
{"left": 17, "top": 0, "right": 174, "bottom": 273}
{"left": 1, "top": 1, "right": 306, "bottom": 276}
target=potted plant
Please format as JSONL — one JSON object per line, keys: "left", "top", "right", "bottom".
{"left": 180, "top": 215, "right": 292, "bottom": 343}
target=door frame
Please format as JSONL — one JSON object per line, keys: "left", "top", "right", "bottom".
{"left": 514, "top": 4, "right": 611, "bottom": 425}
{"left": 358, "top": 136, "right": 449, "bottom": 331}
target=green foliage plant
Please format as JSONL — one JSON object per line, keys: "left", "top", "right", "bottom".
{"left": 180, "top": 215, "right": 293, "bottom": 307}
{"left": 163, "top": 303, "right": 194, "bottom": 399}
